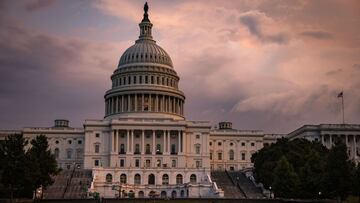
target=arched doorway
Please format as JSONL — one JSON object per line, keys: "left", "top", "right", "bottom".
{"left": 160, "top": 191, "right": 167, "bottom": 198}
{"left": 171, "top": 190, "right": 177, "bottom": 198}
{"left": 138, "top": 191, "right": 144, "bottom": 198}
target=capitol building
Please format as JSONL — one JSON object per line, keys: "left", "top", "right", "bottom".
{"left": 0, "top": 3, "right": 359, "bottom": 199}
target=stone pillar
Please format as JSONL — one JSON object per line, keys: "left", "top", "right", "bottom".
{"left": 167, "top": 131, "right": 170, "bottom": 153}
{"left": 330, "top": 134, "right": 333, "bottom": 147}
{"left": 141, "top": 130, "right": 145, "bottom": 155}
{"left": 149, "top": 94, "right": 152, "bottom": 111}
{"left": 163, "top": 96, "right": 165, "bottom": 112}
{"left": 115, "top": 96, "right": 118, "bottom": 113}
{"left": 126, "top": 130, "right": 130, "bottom": 153}
{"left": 163, "top": 130, "right": 166, "bottom": 153}
{"left": 116, "top": 130, "right": 120, "bottom": 153}
{"left": 181, "top": 130, "right": 183, "bottom": 153}
{"left": 178, "top": 131, "right": 181, "bottom": 153}
{"left": 353, "top": 135, "right": 357, "bottom": 160}
{"left": 127, "top": 95, "right": 130, "bottom": 112}
{"left": 131, "top": 130, "right": 134, "bottom": 153}
{"left": 142, "top": 94, "right": 144, "bottom": 111}
{"left": 155, "top": 95, "right": 158, "bottom": 112}
{"left": 135, "top": 94, "right": 137, "bottom": 112}
{"left": 111, "top": 130, "right": 114, "bottom": 152}
{"left": 152, "top": 130, "right": 156, "bottom": 155}
{"left": 121, "top": 95, "right": 124, "bottom": 112}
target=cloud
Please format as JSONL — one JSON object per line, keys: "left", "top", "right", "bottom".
{"left": 300, "top": 30, "right": 333, "bottom": 39}
{"left": 239, "top": 10, "right": 289, "bottom": 44}
{"left": 25, "top": 0, "right": 56, "bottom": 11}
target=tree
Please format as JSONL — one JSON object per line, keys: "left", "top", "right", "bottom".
{"left": 0, "top": 134, "right": 28, "bottom": 202}
{"left": 272, "top": 156, "right": 300, "bottom": 198}
{"left": 353, "top": 164, "right": 360, "bottom": 203}
{"left": 322, "top": 140, "right": 354, "bottom": 201}
{"left": 26, "top": 135, "right": 60, "bottom": 199}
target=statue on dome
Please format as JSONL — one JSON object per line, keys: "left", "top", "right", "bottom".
{"left": 144, "top": 2, "right": 149, "bottom": 14}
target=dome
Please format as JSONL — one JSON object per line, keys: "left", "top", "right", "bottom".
{"left": 118, "top": 40, "right": 173, "bottom": 68}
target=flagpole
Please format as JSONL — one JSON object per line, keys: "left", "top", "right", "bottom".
{"left": 341, "top": 94, "right": 345, "bottom": 124}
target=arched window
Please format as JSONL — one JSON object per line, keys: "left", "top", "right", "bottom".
{"left": 229, "top": 150, "right": 234, "bottom": 160}
{"left": 190, "top": 174, "right": 197, "bottom": 183}
{"left": 162, "top": 174, "right": 169, "bottom": 185}
{"left": 106, "top": 174, "right": 112, "bottom": 183}
{"left": 148, "top": 174, "right": 155, "bottom": 185}
{"left": 176, "top": 174, "right": 183, "bottom": 184}
{"left": 76, "top": 148, "right": 82, "bottom": 159}
{"left": 134, "top": 174, "right": 141, "bottom": 185}
{"left": 135, "top": 144, "right": 140, "bottom": 154}
{"left": 120, "top": 174, "right": 127, "bottom": 184}
{"left": 156, "top": 144, "right": 161, "bottom": 154}
{"left": 54, "top": 148, "right": 59, "bottom": 158}
{"left": 180, "top": 190, "right": 185, "bottom": 197}
{"left": 138, "top": 191, "right": 144, "bottom": 198}
{"left": 171, "top": 144, "right": 176, "bottom": 154}
{"left": 161, "top": 191, "right": 167, "bottom": 198}
{"left": 120, "top": 144, "right": 125, "bottom": 154}
{"left": 171, "top": 190, "right": 177, "bottom": 198}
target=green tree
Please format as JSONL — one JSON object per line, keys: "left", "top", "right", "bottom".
{"left": 0, "top": 134, "right": 28, "bottom": 201}
{"left": 322, "top": 140, "right": 353, "bottom": 201}
{"left": 26, "top": 135, "right": 60, "bottom": 199}
{"left": 353, "top": 164, "right": 360, "bottom": 202}
{"left": 272, "top": 156, "right": 300, "bottom": 198}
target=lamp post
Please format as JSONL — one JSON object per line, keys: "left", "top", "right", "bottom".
{"left": 269, "top": 186, "right": 272, "bottom": 199}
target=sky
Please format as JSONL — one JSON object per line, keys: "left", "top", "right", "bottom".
{"left": 0, "top": 0, "right": 359, "bottom": 133}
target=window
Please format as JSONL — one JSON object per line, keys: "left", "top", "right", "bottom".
{"left": 120, "top": 144, "right": 125, "bottom": 154}
{"left": 156, "top": 159, "right": 161, "bottom": 167}
{"left": 241, "top": 142, "right": 245, "bottom": 146}
{"left": 176, "top": 174, "right": 183, "bottom": 184}
{"left": 172, "top": 160, "right": 176, "bottom": 167}
{"left": 106, "top": 174, "right": 112, "bottom": 183}
{"left": 55, "top": 140, "right": 59, "bottom": 144}
{"left": 135, "top": 144, "right": 140, "bottom": 154}
{"left": 210, "top": 152, "right": 212, "bottom": 160}
{"left": 145, "top": 76, "right": 148, "bottom": 84}
{"left": 156, "top": 144, "right": 162, "bottom": 154}
{"left": 209, "top": 142, "right": 212, "bottom": 146}
{"left": 148, "top": 174, "right": 155, "bottom": 185}
{"left": 95, "top": 133, "right": 100, "bottom": 138}
{"left": 135, "top": 159, "right": 140, "bottom": 167}
{"left": 162, "top": 174, "right": 169, "bottom": 185}
{"left": 133, "top": 76, "right": 137, "bottom": 84}
{"left": 241, "top": 153, "right": 246, "bottom": 160}
{"left": 94, "top": 144, "right": 100, "bottom": 153}
{"left": 146, "top": 144, "right": 151, "bottom": 154}
{"left": 68, "top": 140, "right": 72, "bottom": 144}
{"left": 171, "top": 144, "right": 176, "bottom": 154}
{"left": 76, "top": 148, "right": 82, "bottom": 159}
{"left": 218, "top": 142, "right": 222, "bottom": 146}
{"left": 195, "top": 144, "right": 201, "bottom": 154}
{"left": 134, "top": 174, "right": 141, "bottom": 185}
{"left": 120, "top": 174, "right": 127, "bottom": 184}
{"left": 67, "top": 149, "right": 72, "bottom": 159}
{"left": 196, "top": 134, "right": 200, "bottom": 139}
{"left": 218, "top": 152, "right": 222, "bottom": 160}
{"left": 54, "top": 148, "right": 59, "bottom": 158}
{"left": 229, "top": 150, "right": 234, "bottom": 160}
{"left": 78, "top": 140, "right": 82, "bottom": 144}
{"left": 196, "top": 160, "right": 202, "bottom": 168}
{"left": 230, "top": 142, "right": 233, "bottom": 146}
{"left": 120, "top": 159, "right": 125, "bottom": 167}
{"left": 145, "top": 159, "right": 151, "bottom": 167}
{"left": 94, "top": 160, "right": 99, "bottom": 166}
{"left": 251, "top": 142, "right": 255, "bottom": 147}
{"left": 190, "top": 174, "right": 197, "bottom": 183}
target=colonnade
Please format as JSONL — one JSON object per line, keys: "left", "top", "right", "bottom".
{"left": 105, "top": 94, "right": 184, "bottom": 116}
{"left": 321, "top": 134, "right": 359, "bottom": 159}
{"left": 110, "top": 129, "right": 184, "bottom": 155}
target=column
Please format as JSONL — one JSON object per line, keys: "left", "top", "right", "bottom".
{"left": 131, "top": 130, "right": 134, "bottom": 153}
{"left": 141, "top": 130, "right": 145, "bottom": 154}
{"left": 135, "top": 94, "right": 137, "bottom": 112}
{"left": 181, "top": 130, "right": 183, "bottom": 153}
{"left": 178, "top": 131, "right": 181, "bottom": 153}
{"left": 163, "top": 96, "right": 165, "bottom": 112}
{"left": 111, "top": 130, "right": 114, "bottom": 152}
{"left": 155, "top": 95, "right": 158, "bottom": 112}
{"left": 330, "top": 134, "right": 333, "bottom": 147}
{"left": 127, "top": 95, "right": 131, "bottom": 111}
{"left": 141, "top": 94, "right": 144, "bottom": 111}
{"left": 345, "top": 135, "right": 348, "bottom": 147}
{"left": 121, "top": 95, "right": 124, "bottom": 112}
{"left": 167, "top": 131, "right": 170, "bottom": 153}
{"left": 115, "top": 96, "right": 118, "bottom": 113}
{"left": 353, "top": 136, "right": 357, "bottom": 160}
{"left": 173, "top": 97, "right": 175, "bottom": 113}
{"left": 163, "top": 130, "right": 166, "bottom": 153}
{"left": 116, "top": 130, "right": 120, "bottom": 153}
{"left": 149, "top": 94, "right": 152, "bottom": 111}
{"left": 126, "top": 130, "right": 130, "bottom": 153}
{"left": 152, "top": 130, "right": 156, "bottom": 155}
{"left": 321, "top": 134, "right": 325, "bottom": 145}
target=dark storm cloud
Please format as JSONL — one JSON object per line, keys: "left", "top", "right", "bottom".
{"left": 0, "top": 17, "right": 112, "bottom": 129}
{"left": 25, "top": 0, "right": 56, "bottom": 11}
{"left": 239, "top": 12, "right": 289, "bottom": 44}
{"left": 300, "top": 30, "right": 333, "bottom": 39}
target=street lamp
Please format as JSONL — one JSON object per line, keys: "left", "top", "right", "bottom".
{"left": 269, "top": 186, "right": 272, "bottom": 199}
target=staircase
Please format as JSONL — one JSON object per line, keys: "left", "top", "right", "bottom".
{"left": 228, "top": 171, "right": 264, "bottom": 199}
{"left": 43, "top": 169, "right": 92, "bottom": 199}
{"left": 211, "top": 171, "right": 245, "bottom": 198}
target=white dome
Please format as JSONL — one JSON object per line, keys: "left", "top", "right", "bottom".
{"left": 118, "top": 40, "right": 173, "bottom": 68}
